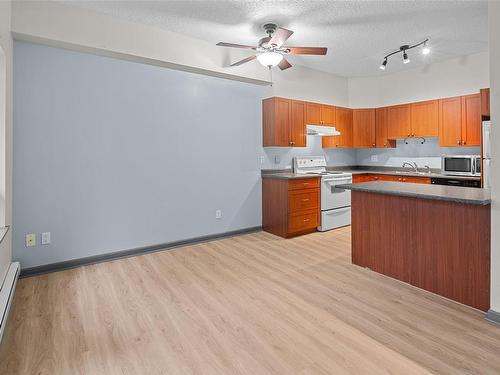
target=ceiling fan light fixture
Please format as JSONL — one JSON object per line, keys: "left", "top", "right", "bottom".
{"left": 257, "top": 51, "right": 284, "bottom": 67}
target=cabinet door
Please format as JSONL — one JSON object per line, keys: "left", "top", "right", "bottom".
{"left": 263, "top": 97, "right": 290, "bottom": 147}
{"left": 375, "top": 107, "right": 394, "bottom": 148}
{"left": 289, "top": 100, "right": 306, "bottom": 147}
{"left": 305, "top": 102, "right": 321, "bottom": 125}
{"left": 461, "top": 94, "right": 481, "bottom": 146}
{"left": 480, "top": 88, "right": 490, "bottom": 118}
{"left": 322, "top": 107, "right": 352, "bottom": 148}
{"left": 353, "top": 109, "right": 376, "bottom": 148}
{"left": 439, "top": 96, "right": 462, "bottom": 147}
{"left": 410, "top": 100, "right": 439, "bottom": 137}
{"left": 321, "top": 104, "right": 336, "bottom": 125}
{"left": 387, "top": 104, "right": 411, "bottom": 139}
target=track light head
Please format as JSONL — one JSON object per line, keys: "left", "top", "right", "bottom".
{"left": 379, "top": 59, "right": 387, "bottom": 70}
{"left": 403, "top": 51, "right": 410, "bottom": 64}
{"left": 422, "top": 42, "right": 430, "bottom": 55}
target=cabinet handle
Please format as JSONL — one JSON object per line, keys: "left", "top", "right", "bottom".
{"left": 411, "top": 133, "right": 414, "bottom": 137}
{"left": 463, "top": 140, "right": 466, "bottom": 145}
{"left": 303, "top": 218, "right": 310, "bottom": 222}
{"left": 457, "top": 140, "right": 461, "bottom": 145}
{"left": 384, "top": 143, "right": 387, "bottom": 146}
{"left": 403, "top": 178, "right": 406, "bottom": 182}
{"left": 398, "top": 178, "right": 402, "bottom": 181}
{"left": 301, "top": 198, "right": 310, "bottom": 202}
{"left": 302, "top": 183, "right": 309, "bottom": 187}
{"left": 372, "top": 143, "right": 375, "bottom": 147}
{"left": 408, "top": 133, "right": 411, "bottom": 137}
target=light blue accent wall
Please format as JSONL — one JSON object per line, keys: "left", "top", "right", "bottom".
{"left": 13, "top": 41, "right": 267, "bottom": 268}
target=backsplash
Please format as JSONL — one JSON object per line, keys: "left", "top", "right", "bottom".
{"left": 262, "top": 137, "right": 480, "bottom": 170}
{"left": 356, "top": 138, "right": 480, "bottom": 168}
{"left": 262, "top": 135, "right": 357, "bottom": 169}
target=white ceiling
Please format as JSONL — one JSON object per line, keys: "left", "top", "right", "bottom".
{"left": 69, "top": 0, "right": 488, "bottom": 78}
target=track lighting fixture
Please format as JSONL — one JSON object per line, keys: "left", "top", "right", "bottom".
{"left": 379, "top": 38, "right": 430, "bottom": 70}
{"left": 403, "top": 51, "right": 410, "bottom": 64}
{"left": 379, "top": 59, "right": 387, "bottom": 70}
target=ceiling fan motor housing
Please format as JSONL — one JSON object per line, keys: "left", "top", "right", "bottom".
{"left": 263, "top": 23, "right": 278, "bottom": 36}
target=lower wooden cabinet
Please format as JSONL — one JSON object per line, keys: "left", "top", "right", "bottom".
{"left": 263, "top": 177, "right": 320, "bottom": 238}
{"left": 352, "top": 174, "right": 431, "bottom": 184}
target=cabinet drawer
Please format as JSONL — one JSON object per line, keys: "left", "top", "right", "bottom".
{"left": 289, "top": 190, "right": 319, "bottom": 212}
{"left": 288, "top": 178, "right": 319, "bottom": 191}
{"left": 288, "top": 210, "right": 319, "bottom": 233}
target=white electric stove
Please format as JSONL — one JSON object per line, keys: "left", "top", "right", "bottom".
{"left": 293, "top": 156, "right": 352, "bottom": 231}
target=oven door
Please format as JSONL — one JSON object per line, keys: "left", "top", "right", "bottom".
{"left": 441, "top": 157, "right": 474, "bottom": 176}
{"left": 321, "top": 176, "right": 352, "bottom": 211}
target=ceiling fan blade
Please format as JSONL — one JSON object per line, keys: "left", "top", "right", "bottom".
{"left": 230, "top": 55, "right": 256, "bottom": 67}
{"left": 269, "top": 27, "right": 293, "bottom": 48}
{"left": 278, "top": 58, "right": 292, "bottom": 70}
{"left": 216, "top": 42, "right": 256, "bottom": 50}
{"left": 286, "top": 47, "right": 328, "bottom": 55}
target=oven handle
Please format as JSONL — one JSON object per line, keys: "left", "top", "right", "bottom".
{"left": 323, "top": 178, "right": 352, "bottom": 185}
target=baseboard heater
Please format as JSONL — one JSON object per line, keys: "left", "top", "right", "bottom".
{"left": 0, "top": 262, "right": 20, "bottom": 343}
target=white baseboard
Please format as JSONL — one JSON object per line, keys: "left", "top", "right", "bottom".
{"left": 0, "top": 262, "right": 20, "bottom": 343}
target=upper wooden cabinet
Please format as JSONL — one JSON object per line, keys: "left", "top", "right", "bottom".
{"left": 353, "top": 109, "right": 376, "bottom": 148}
{"left": 439, "top": 96, "right": 462, "bottom": 147}
{"left": 305, "top": 102, "right": 336, "bottom": 125}
{"left": 322, "top": 107, "right": 353, "bottom": 148}
{"left": 305, "top": 102, "right": 321, "bottom": 125}
{"left": 262, "top": 97, "right": 306, "bottom": 147}
{"left": 481, "top": 88, "right": 490, "bottom": 118}
{"left": 387, "top": 104, "right": 411, "bottom": 139}
{"left": 375, "top": 107, "right": 395, "bottom": 148}
{"left": 439, "top": 94, "right": 481, "bottom": 147}
{"left": 410, "top": 100, "right": 439, "bottom": 137}
{"left": 320, "top": 105, "right": 336, "bottom": 125}
{"left": 461, "top": 94, "right": 481, "bottom": 146}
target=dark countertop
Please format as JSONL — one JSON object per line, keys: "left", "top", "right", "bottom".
{"left": 261, "top": 166, "right": 481, "bottom": 181}
{"left": 338, "top": 181, "right": 491, "bottom": 205}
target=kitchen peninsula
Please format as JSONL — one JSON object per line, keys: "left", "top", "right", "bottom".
{"left": 339, "top": 181, "right": 491, "bottom": 311}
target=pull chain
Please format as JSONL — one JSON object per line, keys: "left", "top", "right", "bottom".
{"left": 269, "top": 66, "right": 273, "bottom": 86}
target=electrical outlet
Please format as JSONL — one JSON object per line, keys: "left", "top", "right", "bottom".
{"left": 260, "top": 156, "right": 265, "bottom": 164}
{"left": 274, "top": 155, "right": 281, "bottom": 164}
{"left": 371, "top": 155, "right": 378, "bottom": 162}
{"left": 41, "top": 232, "right": 51, "bottom": 245}
{"left": 215, "top": 209, "right": 222, "bottom": 219}
{"left": 26, "top": 233, "right": 36, "bottom": 247}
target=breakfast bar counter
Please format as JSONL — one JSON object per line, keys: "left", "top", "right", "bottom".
{"left": 339, "top": 181, "right": 491, "bottom": 311}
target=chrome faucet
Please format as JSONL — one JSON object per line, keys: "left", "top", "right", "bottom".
{"left": 402, "top": 161, "right": 419, "bottom": 172}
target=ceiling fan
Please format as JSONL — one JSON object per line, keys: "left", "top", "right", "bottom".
{"left": 216, "top": 23, "right": 327, "bottom": 70}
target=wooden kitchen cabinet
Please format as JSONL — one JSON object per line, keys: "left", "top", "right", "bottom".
{"left": 410, "top": 100, "right": 439, "bottom": 137}
{"left": 262, "top": 177, "right": 320, "bottom": 238}
{"left": 481, "top": 88, "right": 490, "bottom": 118}
{"left": 321, "top": 104, "right": 336, "bottom": 125}
{"left": 353, "top": 109, "right": 376, "bottom": 148}
{"left": 439, "top": 96, "right": 462, "bottom": 147}
{"left": 387, "top": 104, "right": 412, "bottom": 139}
{"left": 375, "top": 107, "right": 395, "bottom": 148}
{"left": 322, "top": 106, "right": 353, "bottom": 148}
{"left": 305, "top": 102, "right": 336, "bottom": 125}
{"left": 352, "top": 174, "right": 431, "bottom": 184}
{"left": 263, "top": 97, "right": 306, "bottom": 147}
{"left": 439, "top": 94, "right": 481, "bottom": 147}
{"left": 461, "top": 94, "right": 481, "bottom": 146}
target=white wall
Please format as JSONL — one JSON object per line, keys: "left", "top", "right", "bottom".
{"left": 11, "top": 1, "right": 348, "bottom": 107}
{"left": 349, "top": 52, "right": 489, "bottom": 108}
{"left": 0, "top": 0, "right": 13, "bottom": 285}
{"left": 489, "top": 1, "right": 500, "bottom": 314}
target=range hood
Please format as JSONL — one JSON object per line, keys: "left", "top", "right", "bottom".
{"left": 306, "top": 124, "right": 341, "bottom": 136}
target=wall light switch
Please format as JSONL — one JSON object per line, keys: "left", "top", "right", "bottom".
{"left": 215, "top": 209, "right": 222, "bottom": 219}
{"left": 41, "top": 232, "right": 51, "bottom": 245}
{"left": 26, "top": 233, "right": 36, "bottom": 247}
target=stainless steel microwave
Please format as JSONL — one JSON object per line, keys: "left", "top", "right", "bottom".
{"left": 441, "top": 155, "right": 481, "bottom": 176}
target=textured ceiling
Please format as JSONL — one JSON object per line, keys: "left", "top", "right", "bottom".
{"left": 69, "top": 0, "right": 488, "bottom": 78}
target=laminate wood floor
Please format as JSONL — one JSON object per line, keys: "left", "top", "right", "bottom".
{"left": 1, "top": 227, "right": 500, "bottom": 374}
